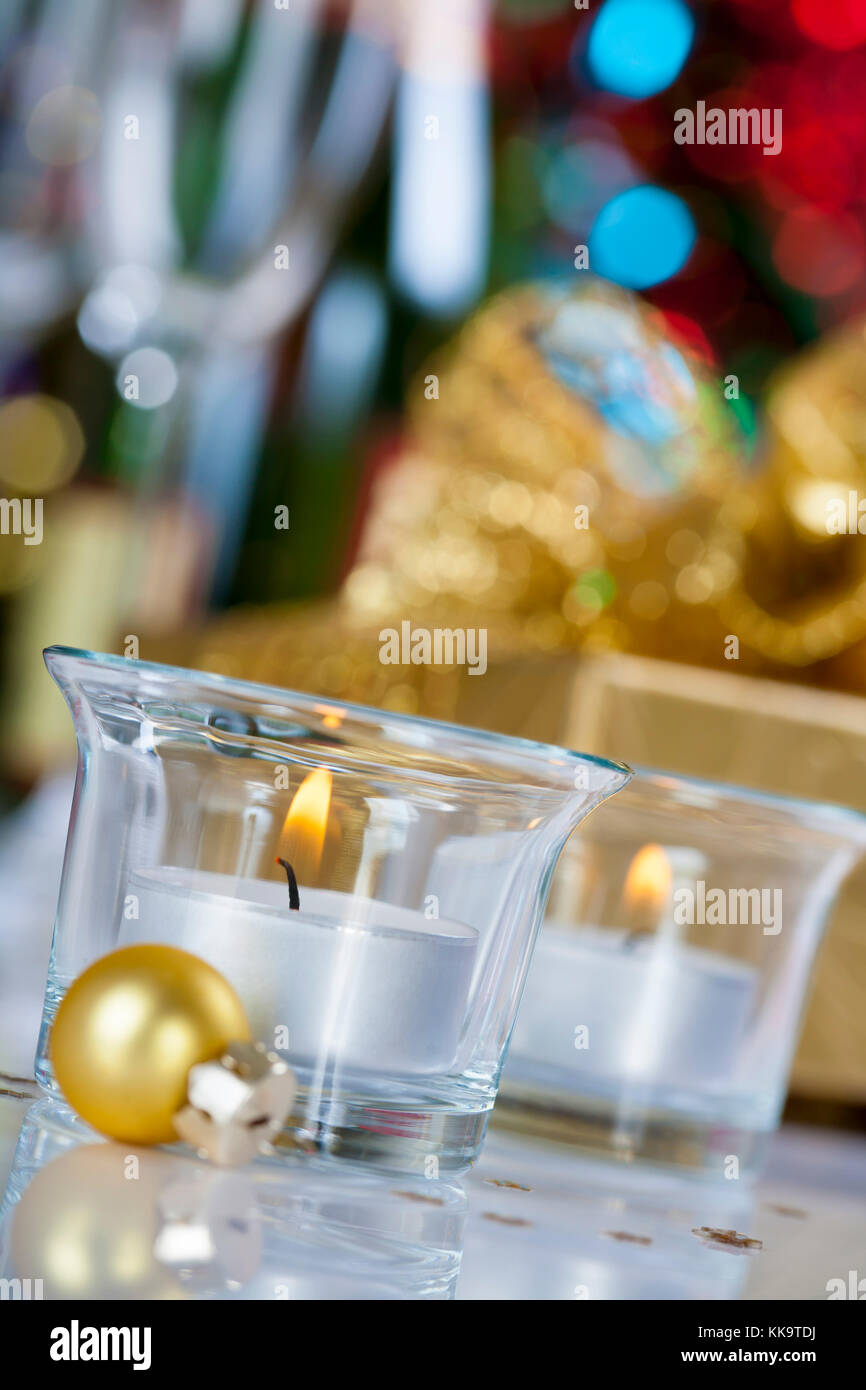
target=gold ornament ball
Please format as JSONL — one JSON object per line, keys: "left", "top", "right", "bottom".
{"left": 51, "top": 944, "right": 251, "bottom": 1145}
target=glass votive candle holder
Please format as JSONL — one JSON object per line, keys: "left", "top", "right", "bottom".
{"left": 497, "top": 768, "right": 866, "bottom": 1176}
{"left": 37, "top": 647, "right": 629, "bottom": 1174}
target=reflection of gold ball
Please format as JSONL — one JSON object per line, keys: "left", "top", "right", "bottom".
{"left": 11, "top": 1144, "right": 186, "bottom": 1299}
{"left": 51, "top": 945, "right": 250, "bottom": 1145}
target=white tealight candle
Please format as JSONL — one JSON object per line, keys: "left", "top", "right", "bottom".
{"left": 120, "top": 868, "right": 478, "bottom": 1076}
{"left": 509, "top": 923, "right": 757, "bottom": 1090}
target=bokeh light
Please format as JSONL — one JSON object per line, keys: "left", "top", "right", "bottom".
{"left": 0, "top": 395, "right": 85, "bottom": 492}
{"left": 589, "top": 185, "right": 696, "bottom": 290}
{"left": 542, "top": 135, "right": 637, "bottom": 232}
{"left": 569, "top": 567, "right": 618, "bottom": 618}
{"left": 773, "top": 207, "right": 865, "bottom": 297}
{"left": 25, "top": 86, "right": 101, "bottom": 166}
{"left": 585, "top": 0, "right": 694, "bottom": 99}
{"left": 78, "top": 265, "right": 162, "bottom": 357}
{"left": 792, "top": 0, "right": 866, "bottom": 51}
{"left": 117, "top": 348, "right": 179, "bottom": 410}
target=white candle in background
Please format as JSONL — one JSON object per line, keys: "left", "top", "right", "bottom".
{"left": 510, "top": 924, "right": 757, "bottom": 1090}
{"left": 510, "top": 843, "right": 758, "bottom": 1092}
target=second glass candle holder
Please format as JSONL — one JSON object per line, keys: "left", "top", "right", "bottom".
{"left": 498, "top": 768, "right": 866, "bottom": 1175}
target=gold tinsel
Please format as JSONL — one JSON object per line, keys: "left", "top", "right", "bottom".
{"left": 153, "top": 279, "right": 866, "bottom": 701}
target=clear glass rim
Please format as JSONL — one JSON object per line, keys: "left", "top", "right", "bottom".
{"left": 624, "top": 762, "right": 866, "bottom": 847}
{"left": 44, "top": 645, "right": 632, "bottom": 800}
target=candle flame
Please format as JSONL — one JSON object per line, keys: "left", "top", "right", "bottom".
{"left": 623, "top": 844, "right": 672, "bottom": 923}
{"left": 318, "top": 706, "right": 345, "bottom": 731}
{"left": 280, "top": 769, "right": 332, "bottom": 884}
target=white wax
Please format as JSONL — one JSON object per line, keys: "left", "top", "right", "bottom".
{"left": 120, "top": 868, "right": 478, "bottom": 1076}
{"left": 509, "top": 924, "right": 757, "bottom": 1091}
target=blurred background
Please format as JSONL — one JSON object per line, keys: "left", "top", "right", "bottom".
{"left": 2, "top": 0, "right": 866, "bottom": 1110}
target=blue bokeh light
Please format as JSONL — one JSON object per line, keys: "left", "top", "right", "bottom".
{"left": 586, "top": 0, "right": 694, "bottom": 100}
{"left": 589, "top": 185, "right": 696, "bottom": 290}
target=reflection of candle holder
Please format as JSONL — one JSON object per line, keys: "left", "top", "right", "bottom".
{"left": 36, "top": 647, "right": 629, "bottom": 1173}
{"left": 497, "top": 769, "right": 866, "bottom": 1177}
{"left": 0, "top": 1097, "right": 467, "bottom": 1299}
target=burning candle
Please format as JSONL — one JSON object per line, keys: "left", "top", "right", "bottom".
{"left": 621, "top": 844, "right": 673, "bottom": 938}
{"left": 509, "top": 844, "right": 759, "bottom": 1093}
{"left": 120, "top": 771, "right": 479, "bottom": 1076}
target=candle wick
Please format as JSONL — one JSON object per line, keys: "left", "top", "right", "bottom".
{"left": 275, "top": 857, "right": 300, "bottom": 911}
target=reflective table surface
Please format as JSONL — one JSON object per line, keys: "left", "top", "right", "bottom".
{"left": 1, "top": 778, "right": 863, "bottom": 1301}
{"left": 1, "top": 1086, "right": 862, "bottom": 1301}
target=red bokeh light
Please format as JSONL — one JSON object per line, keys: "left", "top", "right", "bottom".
{"left": 791, "top": 0, "right": 866, "bottom": 51}
{"left": 772, "top": 206, "right": 865, "bottom": 296}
